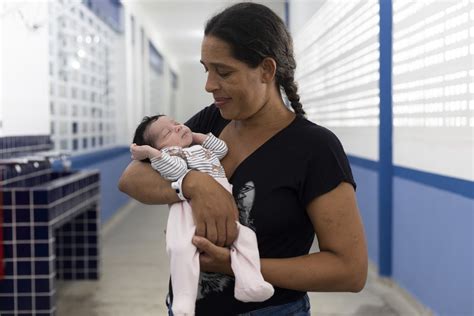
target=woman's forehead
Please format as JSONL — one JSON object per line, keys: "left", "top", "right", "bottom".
{"left": 201, "top": 36, "right": 233, "bottom": 63}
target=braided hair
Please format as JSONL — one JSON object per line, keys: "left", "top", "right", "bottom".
{"left": 205, "top": 2, "right": 305, "bottom": 116}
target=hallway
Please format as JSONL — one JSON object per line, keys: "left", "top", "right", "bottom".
{"left": 56, "top": 202, "right": 429, "bottom": 316}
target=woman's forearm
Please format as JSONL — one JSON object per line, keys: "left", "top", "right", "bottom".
{"left": 118, "top": 160, "right": 180, "bottom": 204}
{"left": 119, "top": 162, "right": 239, "bottom": 245}
{"left": 261, "top": 251, "right": 367, "bottom": 293}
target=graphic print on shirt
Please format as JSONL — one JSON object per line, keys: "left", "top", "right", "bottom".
{"left": 197, "top": 272, "right": 233, "bottom": 300}
{"left": 236, "top": 181, "right": 256, "bottom": 231}
{"left": 196, "top": 181, "right": 256, "bottom": 300}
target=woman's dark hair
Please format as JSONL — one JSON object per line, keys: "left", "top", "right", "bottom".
{"left": 205, "top": 2, "right": 305, "bottom": 116}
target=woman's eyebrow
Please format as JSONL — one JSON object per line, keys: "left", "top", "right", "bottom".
{"left": 200, "top": 60, "right": 234, "bottom": 69}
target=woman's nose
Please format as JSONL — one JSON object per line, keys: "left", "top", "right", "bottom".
{"left": 205, "top": 73, "right": 218, "bottom": 92}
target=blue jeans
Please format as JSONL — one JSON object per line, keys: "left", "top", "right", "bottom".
{"left": 167, "top": 294, "right": 311, "bottom": 316}
{"left": 238, "top": 295, "right": 311, "bottom": 316}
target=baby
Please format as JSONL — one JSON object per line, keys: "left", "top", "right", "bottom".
{"left": 131, "top": 115, "right": 274, "bottom": 316}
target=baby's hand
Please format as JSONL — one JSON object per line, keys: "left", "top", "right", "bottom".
{"left": 130, "top": 143, "right": 161, "bottom": 160}
{"left": 192, "top": 132, "right": 208, "bottom": 144}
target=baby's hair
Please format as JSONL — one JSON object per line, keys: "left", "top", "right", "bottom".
{"left": 133, "top": 115, "right": 165, "bottom": 146}
{"left": 133, "top": 114, "right": 165, "bottom": 162}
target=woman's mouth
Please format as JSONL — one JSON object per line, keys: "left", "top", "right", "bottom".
{"left": 214, "top": 97, "right": 231, "bottom": 107}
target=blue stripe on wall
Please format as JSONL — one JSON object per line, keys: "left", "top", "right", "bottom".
{"left": 378, "top": 0, "right": 393, "bottom": 277}
{"left": 394, "top": 166, "right": 474, "bottom": 199}
{"left": 284, "top": 0, "right": 290, "bottom": 27}
{"left": 71, "top": 146, "right": 129, "bottom": 169}
{"left": 349, "top": 155, "right": 474, "bottom": 200}
{"left": 348, "top": 155, "right": 379, "bottom": 171}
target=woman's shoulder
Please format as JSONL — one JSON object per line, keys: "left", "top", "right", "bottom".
{"left": 291, "top": 115, "right": 343, "bottom": 148}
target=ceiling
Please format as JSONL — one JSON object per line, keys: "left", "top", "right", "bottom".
{"left": 135, "top": 0, "right": 286, "bottom": 64}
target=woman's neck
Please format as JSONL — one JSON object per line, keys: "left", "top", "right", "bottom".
{"left": 233, "top": 99, "right": 295, "bottom": 132}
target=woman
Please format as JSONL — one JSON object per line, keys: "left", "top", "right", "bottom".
{"left": 119, "top": 3, "right": 367, "bottom": 315}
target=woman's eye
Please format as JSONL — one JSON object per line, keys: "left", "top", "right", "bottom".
{"left": 218, "top": 71, "right": 231, "bottom": 78}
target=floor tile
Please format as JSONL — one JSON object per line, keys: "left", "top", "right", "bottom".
{"left": 57, "top": 201, "right": 427, "bottom": 316}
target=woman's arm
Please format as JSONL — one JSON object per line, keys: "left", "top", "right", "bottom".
{"left": 118, "top": 160, "right": 239, "bottom": 246}
{"left": 194, "top": 181, "right": 368, "bottom": 292}
{"left": 118, "top": 160, "right": 179, "bottom": 204}
{"left": 260, "top": 182, "right": 368, "bottom": 292}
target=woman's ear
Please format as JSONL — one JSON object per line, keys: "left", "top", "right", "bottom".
{"left": 260, "top": 57, "right": 277, "bottom": 83}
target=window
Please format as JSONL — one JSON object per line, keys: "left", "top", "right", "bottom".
{"left": 60, "top": 139, "right": 68, "bottom": 150}
{"left": 72, "top": 122, "right": 78, "bottom": 134}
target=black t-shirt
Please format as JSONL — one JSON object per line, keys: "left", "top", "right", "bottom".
{"left": 179, "top": 104, "right": 356, "bottom": 315}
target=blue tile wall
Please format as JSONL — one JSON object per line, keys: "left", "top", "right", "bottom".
{"left": 0, "top": 134, "right": 101, "bottom": 315}
{"left": 0, "top": 135, "right": 53, "bottom": 160}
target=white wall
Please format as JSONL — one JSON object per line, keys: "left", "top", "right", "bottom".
{"left": 176, "top": 59, "right": 213, "bottom": 123}
{"left": 289, "top": 0, "right": 325, "bottom": 34}
{"left": 392, "top": 0, "right": 474, "bottom": 181}
{"left": 0, "top": 1, "right": 50, "bottom": 136}
{"left": 291, "top": 1, "right": 381, "bottom": 160}
{"left": 121, "top": 2, "right": 179, "bottom": 144}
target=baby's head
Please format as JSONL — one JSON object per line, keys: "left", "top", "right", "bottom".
{"left": 133, "top": 115, "right": 193, "bottom": 149}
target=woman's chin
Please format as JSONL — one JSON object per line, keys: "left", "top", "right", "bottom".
{"left": 218, "top": 108, "right": 234, "bottom": 120}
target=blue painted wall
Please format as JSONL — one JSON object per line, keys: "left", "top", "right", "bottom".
{"left": 349, "top": 156, "right": 473, "bottom": 315}
{"left": 392, "top": 177, "right": 473, "bottom": 316}
{"left": 81, "top": 151, "right": 131, "bottom": 224}
{"left": 348, "top": 153, "right": 473, "bottom": 315}
{"left": 54, "top": 147, "right": 131, "bottom": 224}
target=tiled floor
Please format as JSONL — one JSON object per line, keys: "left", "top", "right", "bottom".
{"left": 56, "top": 201, "right": 431, "bottom": 316}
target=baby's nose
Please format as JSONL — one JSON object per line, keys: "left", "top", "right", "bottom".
{"left": 175, "top": 125, "right": 182, "bottom": 132}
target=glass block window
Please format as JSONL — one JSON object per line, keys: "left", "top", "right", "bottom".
{"left": 294, "top": 0, "right": 380, "bottom": 160}
{"left": 48, "top": 1, "right": 122, "bottom": 153}
{"left": 392, "top": 0, "right": 473, "bottom": 180}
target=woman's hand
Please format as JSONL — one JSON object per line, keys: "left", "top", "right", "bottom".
{"left": 193, "top": 236, "right": 233, "bottom": 275}
{"left": 183, "top": 171, "right": 238, "bottom": 247}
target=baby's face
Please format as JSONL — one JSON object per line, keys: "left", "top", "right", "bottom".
{"left": 148, "top": 116, "right": 193, "bottom": 149}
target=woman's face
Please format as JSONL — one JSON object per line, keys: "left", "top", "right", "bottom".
{"left": 147, "top": 116, "right": 193, "bottom": 149}
{"left": 200, "top": 35, "right": 269, "bottom": 120}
